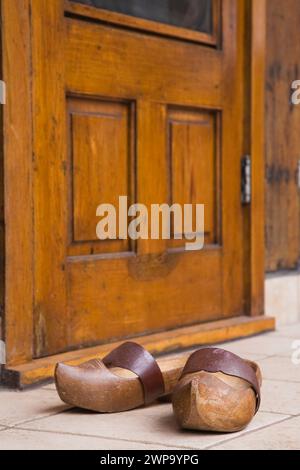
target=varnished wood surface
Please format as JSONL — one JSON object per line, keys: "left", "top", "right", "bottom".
{"left": 250, "top": 0, "right": 266, "bottom": 316}
{"left": 2, "top": 0, "right": 34, "bottom": 365}
{"left": 67, "top": 98, "right": 132, "bottom": 255}
{"left": 31, "top": 0, "right": 69, "bottom": 357}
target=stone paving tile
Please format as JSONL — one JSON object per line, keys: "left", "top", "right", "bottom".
{"left": 0, "top": 387, "right": 70, "bottom": 427}
{"left": 265, "top": 276, "right": 299, "bottom": 327}
{"left": 218, "top": 334, "right": 294, "bottom": 357}
{"left": 260, "top": 380, "right": 300, "bottom": 415}
{"left": 17, "top": 402, "right": 288, "bottom": 450}
{"left": 210, "top": 416, "right": 300, "bottom": 450}
{"left": 42, "top": 384, "right": 58, "bottom": 391}
{"left": 273, "top": 324, "right": 300, "bottom": 339}
{"left": 257, "top": 356, "right": 300, "bottom": 382}
{"left": 0, "top": 428, "right": 174, "bottom": 450}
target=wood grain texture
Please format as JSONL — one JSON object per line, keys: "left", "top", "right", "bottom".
{"left": 136, "top": 100, "right": 168, "bottom": 256}
{"left": 65, "top": 18, "right": 222, "bottom": 107}
{"left": 265, "top": 0, "right": 300, "bottom": 272}
{"left": 168, "top": 109, "right": 218, "bottom": 247}
{"left": 31, "top": 0, "right": 69, "bottom": 357}
{"left": 1, "top": 0, "right": 34, "bottom": 365}
{"left": 250, "top": 0, "right": 266, "bottom": 316}
{"left": 55, "top": 353, "right": 185, "bottom": 412}
{"left": 68, "top": 98, "right": 132, "bottom": 255}
{"left": 172, "top": 359, "right": 261, "bottom": 432}
{"left": 220, "top": 0, "right": 245, "bottom": 318}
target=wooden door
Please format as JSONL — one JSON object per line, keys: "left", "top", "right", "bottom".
{"left": 31, "top": 0, "right": 246, "bottom": 357}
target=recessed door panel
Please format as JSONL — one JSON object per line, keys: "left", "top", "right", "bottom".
{"left": 168, "top": 108, "right": 219, "bottom": 246}
{"left": 68, "top": 98, "right": 134, "bottom": 255}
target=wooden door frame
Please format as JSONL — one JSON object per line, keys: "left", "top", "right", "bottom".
{"left": 1, "top": 0, "right": 274, "bottom": 387}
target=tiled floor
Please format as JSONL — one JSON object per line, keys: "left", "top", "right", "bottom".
{"left": 0, "top": 324, "right": 300, "bottom": 450}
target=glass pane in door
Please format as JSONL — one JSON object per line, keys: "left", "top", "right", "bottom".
{"left": 72, "top": 0, "right": 213, "bottom": 34}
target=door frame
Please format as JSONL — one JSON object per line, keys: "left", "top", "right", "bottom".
{"left": 1, "top": 0, "right": 274, "bottom": 387}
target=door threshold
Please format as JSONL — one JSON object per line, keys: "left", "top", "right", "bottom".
{"left": 2, "top": 315, "right": 275, "bottom": 389}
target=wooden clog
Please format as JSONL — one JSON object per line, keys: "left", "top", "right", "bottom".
{"left": 55, "top": 341, "right": 187, "bottom": 413}
{"left": 172, "top": 347, "right": 262, "bottom": 433}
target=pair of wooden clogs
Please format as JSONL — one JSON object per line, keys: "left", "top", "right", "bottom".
{"left": 55, "top": 342, "right": 261, "bottom": 433}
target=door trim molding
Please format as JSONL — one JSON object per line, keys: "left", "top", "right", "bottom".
{"left": 250, "top": 0, "right": 266, "bottom": 316}
{"left": 1, "top": 0, "right": 34, "bottom": 365}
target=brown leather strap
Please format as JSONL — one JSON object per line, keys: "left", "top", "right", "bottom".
{"left": 181, "top": 348, "right": 261, "bottom": 413}
{"left": 103, "top": 342, "right": 165, "bottom": 404}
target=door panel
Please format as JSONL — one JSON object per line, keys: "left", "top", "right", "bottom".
{"left": 68, "top": 98, "right": 134, "bottom": 255}
{"left": 32, "top": 0, "right": 245, "bottom": 356}
{"left": 65, "top": 19, "right": 222, "bottom": 105}
{"left": 168, "top": 108, "right": 219, "bottom": 247}
{"left": 67, "top": 250, "right": 222, "bottom": 346}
